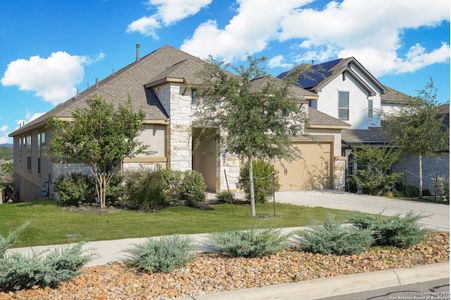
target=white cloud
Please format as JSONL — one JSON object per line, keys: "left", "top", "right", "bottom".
{"left": 1, "top": 51, "right": 103, "bottom": 105}
{"left": 268, "top": 55, "right": 291, "bottom": 69}
{"left": 279, "top": 0, "right": 450, "bottom": 76}
{"left": 181, "top": 0, "right": 312, "bottom": 60}
{"left": 0, "top": 125, "right": 9, "bottom": 144}
{"left": 127, "top": 16, "right": 161, "bottom": 39}
{"left": 127, "top": 0, "right": 212, "bottom": 38}
{"left": 15, "top": 112, "right": 45, "bottom": 128}
{"left": 182, "top": 0, "right": 449, "bottom": 76}
{"left": 396, "top": 42, "right": 450, "bottom": 73}
{"left": 295, "top": 45, "right": 338, "bottom": 64}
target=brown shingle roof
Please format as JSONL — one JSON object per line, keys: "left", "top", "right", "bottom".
{"left": 145, "top": 58, "right": 208, "bottom": 87}
{"left": 342, "top": 127, "right": 389, "bottom": 144}
{"left": 307, "top": 108, "right": 350, "bottom": 128}
{"left": 381, "top": 86, "right": 412, "bottom": 105}
{"left": 10, "top": 45, "right": 201, "bottom": 137}
{"left": 250, "top": 76, "right": 318, "bottom": 100}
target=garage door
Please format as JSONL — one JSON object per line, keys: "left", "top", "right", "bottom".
{"left": 274, "top": 142, "right": 332, "bottom": 191}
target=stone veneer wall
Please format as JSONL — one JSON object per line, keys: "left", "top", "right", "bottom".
{"left": 333, "top": 156, "right": 346, "bottom": 191}
{"left": 155, "top": 83, "right": 192, "bottom": 171}
{"left": 218, "top": 150, "right": 241, "bottom": 192}
{"left": 155, "top": 83, "right": 241, "bottom": 192}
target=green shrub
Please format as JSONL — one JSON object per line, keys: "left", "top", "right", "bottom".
{"left": 394, "top": 181, "right": 421, "bottom": 198}
{"left": 349, "top": 212, "right": 429, "bottom": 248}
{"left": 239, "top": 160, "right": 279, "bottom": 203}
{"left": 123, "top": 169, "right": 168, "bottom": 210}
{"left": 54, "top": 173, "right": 95, "bottom": 206}
{"left": 433, "top": 176, "right": 449, "bottom": 200}
{"left": 216, "top": 191, "right": 233, "bottom": 203}
{"left": 296, "top": 218, "right": 374, "bottom": 255}
{"left": 158, "top": 169, "right": 183, "bottom": 201}
{"left": 179, "top": 171, "right": 207, "bottom": 206}
{"left": 0, "top": 243, "right": 94, "bottom": 291}
{"left": 55, "top": 173, "right": 124, "bottom": 206}
{"left": 349, "top": 147, "right": 401, "bottom": 196}
{"left": 393, "top": 191, "right": 406, "bottom": 198}
{"left": 125, "top": 236, "right": 193, "bottom": 273}
{"left": 422, "top": 189, "right": 431, "bottom": 196}
{"left": 105, "top": 174, "right": 126, "bottom": 205}
{"left": 0, "top": 222, "right": 30, "bottom": 258}
{"left": 208, "top": 229, "right": 289, "bottom": 258}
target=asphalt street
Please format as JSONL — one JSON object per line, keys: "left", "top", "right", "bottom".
{"left": 318, "top": 278, "right": 450, "bottom": 300}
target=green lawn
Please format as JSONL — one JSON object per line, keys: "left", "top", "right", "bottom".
{"left": 1, "top": 200, "right": 361, "bottom": 247}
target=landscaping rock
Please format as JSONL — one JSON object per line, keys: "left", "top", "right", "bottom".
{"left": 0, "top": 232, "right": 448, "bottom": 299}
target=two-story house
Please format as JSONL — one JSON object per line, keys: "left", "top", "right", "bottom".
{"left": 279, "top": 57, "right": 448, "bottom": 191}
{"left": 9, "top": 45, "right": 351, "bottom": 201}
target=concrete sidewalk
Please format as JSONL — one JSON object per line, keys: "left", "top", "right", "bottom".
{"left": 177, "top": 263, "right": 449, "bottom": 300}
{"left": 7, "top": 226, "right": 307, "bottom": 266}
{"left": 275, "top": 190, "right": 450, "bottom": 230}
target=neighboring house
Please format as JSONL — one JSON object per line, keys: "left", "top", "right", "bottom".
{"left": 390, "top": 104, "right": 449, "bottom": 191}
{"left": 9, "top": 45, "right": 350, "bottom": 200}
{"left": 279, "top": 58, "right": 449, "bottom": 192}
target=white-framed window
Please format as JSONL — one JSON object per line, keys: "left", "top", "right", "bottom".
{"left": 338, "top": 91, "right": 349, "bottom": 121}
{"left": 368, "top": 99, "right": 374, "bottom": 123}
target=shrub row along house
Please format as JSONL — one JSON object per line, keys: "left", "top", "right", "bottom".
{"left": 8, "top": 45, "right": 428, "bottom": 200}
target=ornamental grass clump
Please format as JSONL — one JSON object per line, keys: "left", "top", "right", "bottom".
{"left": 349, "top": 212, "right": 429, "bottom": 248}
{"left": 125, "top": 236, "right": 194, "bottom": 273}
{"left": 208, "top": 229, "right": 289, "bottom": 258}
{"left": 0, "top": 243, "right": 94, "bottom": 291}
{"left": 0, "top": 222, "right": 30, "bottom": 258}
{"left": 296, "top": 217, "right": 374, "bottom": 255}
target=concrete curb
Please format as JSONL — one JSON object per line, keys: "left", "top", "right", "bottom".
{"left": 177, "top": 263, "right": 449, "bottom": 300}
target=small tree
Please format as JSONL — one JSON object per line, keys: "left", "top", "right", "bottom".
{"left": 350, "top": 147, "right": 401, "bottom": 195}
{"left": 49, "top": 96, "right": 145, "bottom": 208}
{"left": 383, "top": 80, "right": 449, "bottom": 198}
{"left": 198, "top": 57, "right": 305, "bottom": 217}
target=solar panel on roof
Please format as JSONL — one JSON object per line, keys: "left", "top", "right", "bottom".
{"left": 277, "top": 58, "right": 342, "bottom": 89}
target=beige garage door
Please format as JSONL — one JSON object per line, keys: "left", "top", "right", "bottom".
{"left": 274, "top": 142, "right": 332, "bottom": 191}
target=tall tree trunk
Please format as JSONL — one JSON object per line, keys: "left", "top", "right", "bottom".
{"left": 248, "top": 155, "right": 256, "bottom": 217}
{"left": 418, "top": 154, "right": 423, "bottom": 198}
{"left": 94, "top": 173, "right": 108, "bottom": 209}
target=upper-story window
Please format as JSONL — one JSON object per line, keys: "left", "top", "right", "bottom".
{"left": 38, "top": 131, "right": 46, "bottom": 174}
{"left": 368, "top": 99, "right": 374, "bottom": 124}
{"left": 19, "top": 137, "right": 23, "bottom": 161}
{"left": 338, "top": 91, "right": 349, "bottom": 121}
{"left": 191, "top": 88, "right": 197, "bottom": 105}
{"left": 26, "top": 135, "right": 32, "bottom": 171}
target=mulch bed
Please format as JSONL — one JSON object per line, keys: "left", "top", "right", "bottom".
{"left": 1, "top": 232, "right": 449, "bottom": 300}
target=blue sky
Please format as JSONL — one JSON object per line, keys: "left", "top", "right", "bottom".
{"left": 0, "top": 0, "right": 449, "bottom": 143}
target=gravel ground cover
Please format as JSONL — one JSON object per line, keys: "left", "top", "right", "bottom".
{"left": 1, "top": 232, "right": 448, "bottom": 300}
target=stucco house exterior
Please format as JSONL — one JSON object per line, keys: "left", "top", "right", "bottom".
{"left": 9, "top": 45, "right": 351, "bottom": 201}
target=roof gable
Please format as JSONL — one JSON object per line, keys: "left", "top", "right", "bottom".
{"left": 250, "top": 76, "right": 318, "bottom": 100}
{"left": 280, "top": 57, "right": 387, "bottom": 95}
{"left": 381, "top": 86, "right": 412, "bottom": 104}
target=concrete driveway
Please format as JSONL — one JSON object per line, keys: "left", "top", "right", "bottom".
{"left": 275, "top": 190, "right": 449, "bottom": 230}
